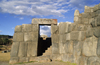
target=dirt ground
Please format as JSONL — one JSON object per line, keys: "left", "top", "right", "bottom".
{"left": 0, "top": 61, "right": 77, "bottom": 65}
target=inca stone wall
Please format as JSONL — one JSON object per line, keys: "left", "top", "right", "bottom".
{"left": 10, "top": 4, "right": 100, "bottom": 65}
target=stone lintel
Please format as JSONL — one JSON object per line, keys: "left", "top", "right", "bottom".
{"left": 32, "top": 18, "right": 57, "bottom": 25}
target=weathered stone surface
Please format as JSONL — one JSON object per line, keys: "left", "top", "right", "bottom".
{"left": 19, "top": 57, "right": 29, "bottom": 62}
{"left": 59, "top": 22, "right": 66, "bottom": 34}
{"left": 32, "top": 24, "right": 39, "bottom": 32}
{"left": 79, "top": 31, "right": 86, "bottom": 41}
{"left": 79, "top": 56, "right": 88, "bottom": 65}
{"left": 24, "top": 32, "right": 32, "bottom": 42}
{"left": 10, "top": 42, "right": 19, "bottom": 57}
{"left": 74, "top": 17, "right": 82, "bottom": 23}
{"left": 73, "top": 41, "right": 83, "bottom": 56}
{"left": 82, "top": 36, "right": 98, "bottom": 56}
{"left": 32, "top": 18, "right": 57, "bottom": 24}
{"left": 18, "top": 42, "right": 27, "bottom": 57}
{"left": 52, "top": 34, "right": 59, "bottom": 43}
{"left": 73, "top": 41, "right": 83, "bottom": 64}
{"left": 74, "top": 10, "right": 80, "bottom": 16}
{"left": 93, "top": 4, "right": 99, "bottom": 12}
{"left": 82, "top": 18, "right": 89, "bottom": 25}
{"left": 84, "top": 6, "right": 91, "bottom": 13}
{"left": 51, "top": 25, "right": 58, "bottom": 34}
{"left": 61, "top": 54, "right": 74, "bottom": 63}
{"left": 52, "top": 43, "right": 59, "bottom": 54}
{"left": 24, "top": 32, "right": 38, "bottom": 42}
{"left": 65, "top": 22, "right": 71, "bottom": 33}
{"left": 68, "top": 23, "right": 75, "bottom": 32}
{"left": 30, "top": 56, "right": 51, "bottom": 62}
{"left": 66, "top": 33, "right": 70, "bottom": 41}
{"left": 22, "top": 24, "right": 32, "bottom": 32}
{"left": 87, "top": 57, "right": 100, "bottom": 65}
{"left": 15, "top": 25, "right": 22, "bottom": 32}
{"left": 93, "top": 27, "right": 100, "bottom": 38}
{"left": 13, "top": 33, "right": 24, "bottom": 42}
{"left": 9, "top": 57, "right": 19, "bottom": 64}
{"left": 70, "top": 31, "right": 79, "bottom": 41}
{"left": 64, "top": 41, "right": 73, "bottom": 54}
{"left": 86, "top": 26, "right": 93, "bottom": 38}
{"left": 95, "top": 15, "right": 100, "bottom": 26}
{"left": 97, "top": 37, "right": 100, "bottom": 57}
{"left": 52, "top": 54, "right": 62, "bottom": 61}
{"left": 59, "top": 34, "right": 66, "bottom": 43}
{"left": 82, "top": 13, "right": 90, "bottom": 18}
{"left": 59, "top": 42, "right": 65, "bottom": 54}
{"left": 27, "top": 42, "right": 37, "bottom": 57}
{"left": 89, "top": 18, "right": 94, "bottom": 25}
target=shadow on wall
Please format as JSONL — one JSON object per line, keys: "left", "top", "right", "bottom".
{"left": 37, "top": 37, "right": 52, "bottom": 56}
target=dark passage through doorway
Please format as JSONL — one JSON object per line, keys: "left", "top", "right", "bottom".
{"left": 37, "top": 25, "right": 52, "bottom": 56}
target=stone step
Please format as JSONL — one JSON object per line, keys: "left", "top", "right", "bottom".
{"left": 42, "top": 46, "right": 52, "bottom": 56}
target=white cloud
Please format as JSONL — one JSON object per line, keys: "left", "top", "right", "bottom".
{"left": 0, "top": 30, "right": 2, "bottom": 33}
{"left": 20, "top": 17, "right": 24, "bottom": 20}
{"left": 40, "top": 26, "right": 51, "bottom": 37}
{"left": 0, "top": 0, "right": 99, "bottom": 17}
{"left": 12, "top": 27, "right": 14, "bottom": 29}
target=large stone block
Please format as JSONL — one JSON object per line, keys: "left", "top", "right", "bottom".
{"left": 51, "top": 25, "right": 58, "bottom": 34}
{"left": 18, "top": 42, "right": 27, "bottom": 57}
{"left": 24, "top": 32, "right": 32, "bottom": 42}
{"left": 32, "top": 24, "right": 39, "bottom": 32}
{"left": 87, "top": 57, "right": 100, "bottom": 65}
{"left": 52, "top": 34, "right": 59, "bottom": 43}
{"left": 59, "top": 22, "right": 66, "bottom": 34}
{"left": 19, "top": 57, "right": 29, "bottom": 62}
{"left": 14, "top": 25, "right": 22, "bottom": 32}
{"left": 96, "top": 37, "right": 100, "bottom": 57}
{"left": 9, "top": 57, "right": 19, "bottom": 64}
{"left": 61, "top": 54, "right": 74, "bottom": 63}
{"left": 82, "top": 36, "right": 98, "bottom": 56}
{"left": 66, "top": 33, "right": 70, "bottom": 41}
{"left": 86, "top": 26, "right": 93, "bottom": 38}
{"left": 59, "top": 42, "right": 65, "bottom": 54}
{"left": 10, "top": 42, "right": 19, "bottom": 57}
{"left": 22, "top": 24, "right": 32, "bottom": 32}
{"left": 82, "top": 18, "right": 89, "bottom": 25}
{"left": 73, "top": 41, "right": 83, "bottom": 56}
{"left": 74, "top": 16, "right": 82, "bottom": 23}
{"left": 32, "top": 32, "right": 38, "bottom": 42}
{"left": 27, "top": 42, "right": 37, "bottom": 57}
{"left": 64, "top": 41, "right": 73, "bottom": 54}
{"left": 95, "top": 15, "right": 100, "bottom": 26}
{"left": 93, "top": 4, "right": 99, "bottom": 12}
{"left": 24, "top": 32, "right": 38, "bottom": 42}
{"left": 84, "top": 6, "right": 91, "bottom": 13}
{"left": 82, "top": 13, "right": 90, "bottom": 18}
{"left": 68, "top": 23, "right": 75, "bottom": 32}
{"left": 65, "top": 22, "right": 71, "bottom": 33}
{"left": 52, "top": 54, "right": 62, "bottom": 61}
{"left": 79, "top": 31, "right": 86, "bottom": 41}
{"left": 13, "top": 32, "right": 24, "bottom": 42}
{"left": 52, "top": 43, "right": 59, "bottom": 54}
{"left": 59, "top": 34, "right": 66, "bottom": 43}
{"left": 74, "top": 10, "right": 80, "bottom": 16}
{"left": 70, "top": 31, "right": 79, "bottom": 41}
{"left": 93, "top": 27, "right": 100, "bottom": 38}
{"left": 32, "top": 18, "right": 57, "bottom": 24}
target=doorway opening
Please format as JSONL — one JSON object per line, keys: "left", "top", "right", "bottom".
{"left": 37, "top": 25, "right": 52, "bottom": 56}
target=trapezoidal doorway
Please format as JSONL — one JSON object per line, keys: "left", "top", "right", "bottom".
{"left": 37, "top": 25, "right": 52, "bottom": 56}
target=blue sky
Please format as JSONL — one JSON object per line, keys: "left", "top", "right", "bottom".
{"left": 0, "top": 0, "right": 100, "bottom": 36}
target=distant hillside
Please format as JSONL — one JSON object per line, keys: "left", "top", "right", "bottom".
{"left": 0, "top": 35, "right": 13, "bottom": 39}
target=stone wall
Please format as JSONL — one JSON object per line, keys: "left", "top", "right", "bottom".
{"left": 56, "top": 3, "right": 100, "bottom": 65}
{"left": 10, "top": 4, "right": 100, "bottom": 65}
